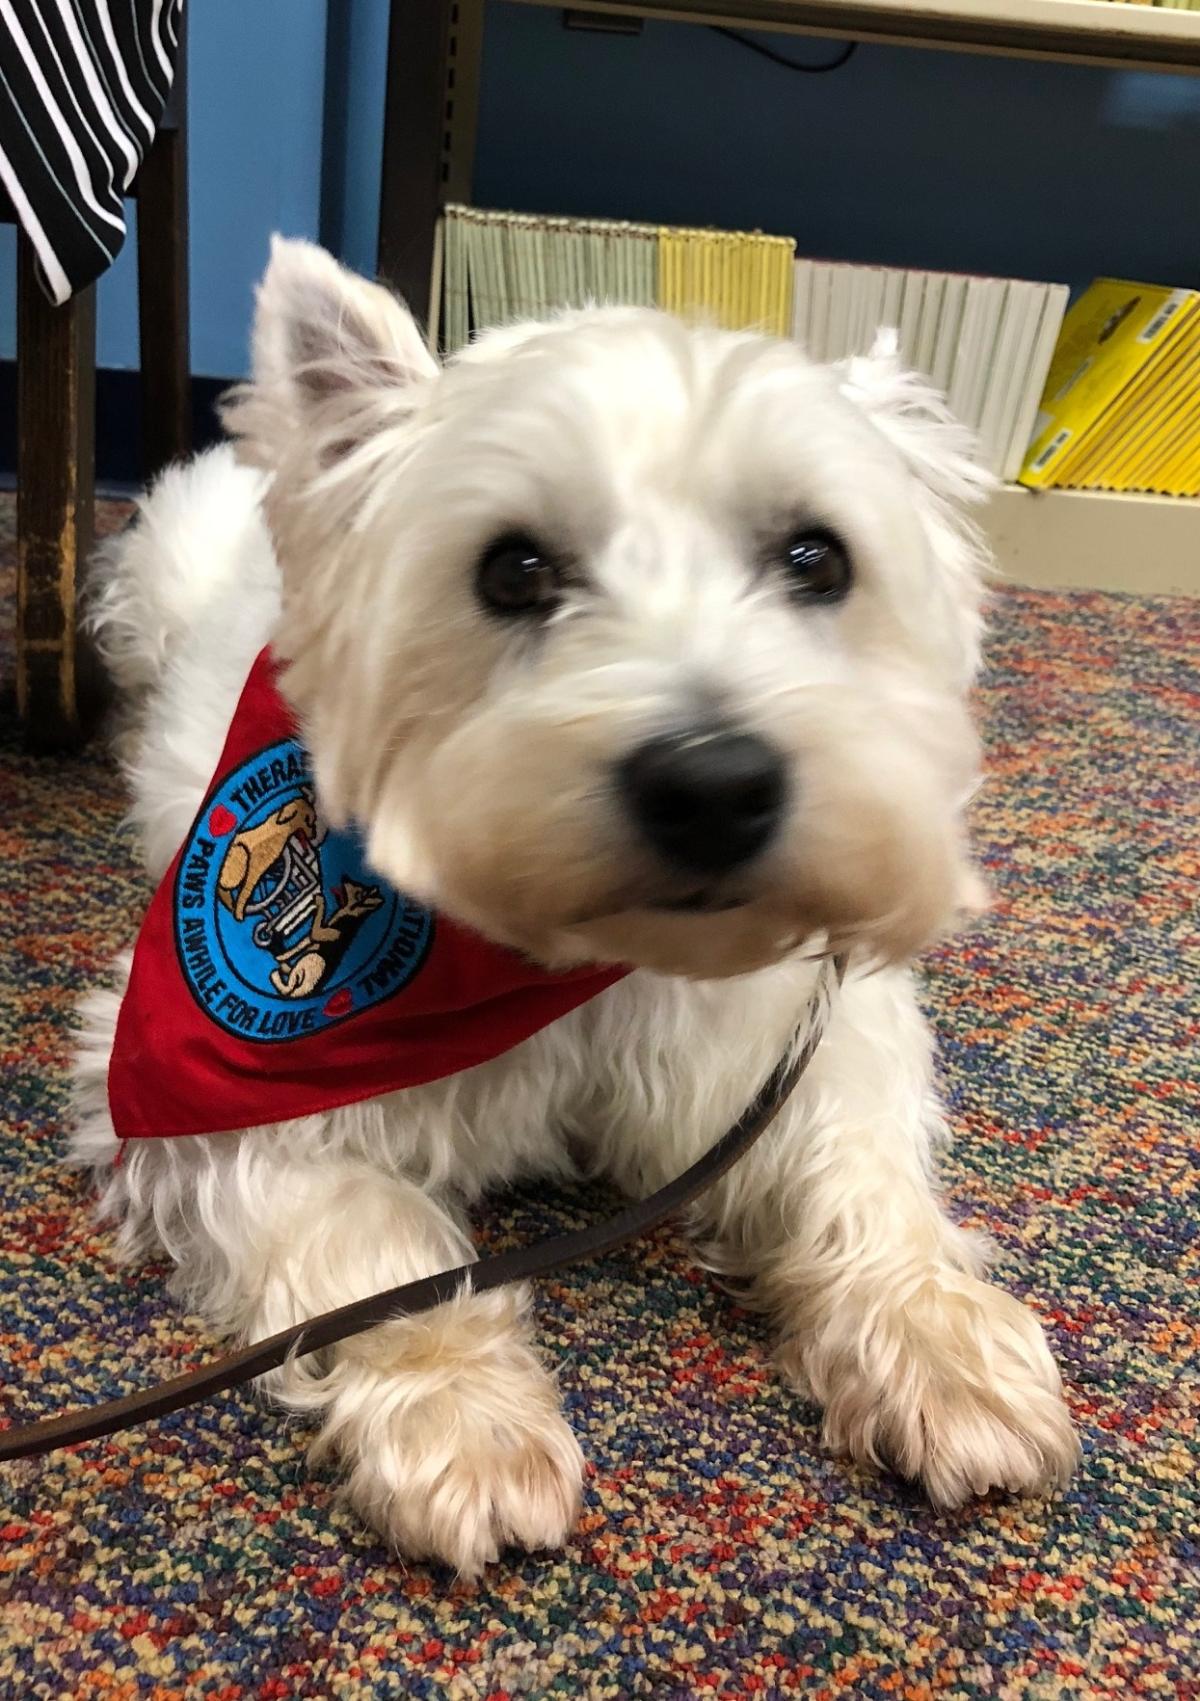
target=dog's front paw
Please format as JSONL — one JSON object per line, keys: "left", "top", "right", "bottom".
{"left": 315, "top": 1318, "right": 584, "bottom": 1576}
{"left": 779, "top": 1273, "right": 1079, "bottom": 1507}
{"left": 344, "top": 1402, "right": 583, "bottom": 1576}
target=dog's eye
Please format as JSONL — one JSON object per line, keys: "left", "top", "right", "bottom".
{"left": 778, "top": 530, "right": 852, "bottom": 604}
{"left": 476, "top": 535, "right": 562, "bottom": 617}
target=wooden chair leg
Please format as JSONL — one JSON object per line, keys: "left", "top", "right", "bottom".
{"left": 16, "top": 231, "right": 96, "bottom": 750}
{"left": 136, "top": 60, "right": 190, "bottom": 480}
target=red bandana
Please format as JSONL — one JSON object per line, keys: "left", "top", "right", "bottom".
{"left": 108, "top": 649, "right": 627, "bottom": 1140}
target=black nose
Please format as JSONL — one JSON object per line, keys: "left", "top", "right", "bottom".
{"left": 619, "top": 728, "right": 787, "bottom": 877}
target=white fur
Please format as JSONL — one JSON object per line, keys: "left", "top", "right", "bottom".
{"left": 71, "top": 238, "right": 1077, "bottom": 1576}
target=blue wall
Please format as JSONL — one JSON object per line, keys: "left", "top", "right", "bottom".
{"left": 3, "top": 0, "right": 1200, "bottom": 380}
{"left": 0, "top": 0, "right": 327, "bottom": 377}
{"left": 475, "top": 7, "right": 1200, "bottom": 291}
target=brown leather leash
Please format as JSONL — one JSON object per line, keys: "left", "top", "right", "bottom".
{"left": 0, "top": 955, "right": 844, "bottom": 1464}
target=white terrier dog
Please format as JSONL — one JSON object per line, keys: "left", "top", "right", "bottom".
{"left": 70, "top": 238, "right": 1077, "bottom": 1575}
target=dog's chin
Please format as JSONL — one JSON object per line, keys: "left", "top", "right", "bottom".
{"left": 559, "top": 900, "right": 818, "bottom": 981}
{"left": 526, "top": 852, "right": 965, "bottom": 978}
{"left": 647, "top": 889, "right": 750, "bottom": 916}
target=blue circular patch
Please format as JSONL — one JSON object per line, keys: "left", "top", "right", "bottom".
{"left": 174, "top": 738, "right": 433, "bottom": 1043}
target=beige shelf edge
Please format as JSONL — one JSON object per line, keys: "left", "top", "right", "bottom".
{"left": 985, "top": 485, "right": 1200, "bottom": 595}
{"left": 526, "top": 0, "right": 1200, "bottom": 73}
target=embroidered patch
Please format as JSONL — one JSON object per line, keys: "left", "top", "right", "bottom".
{"left": 173, "top": 738, "right": 432, "bottom": 1042}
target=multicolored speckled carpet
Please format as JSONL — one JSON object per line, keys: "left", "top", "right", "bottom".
{"left": 0, "top": 492, "right": 1197, "bottom": 1699}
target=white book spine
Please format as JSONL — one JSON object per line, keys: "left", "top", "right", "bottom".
{"left": 826, "top": 266, "right": 852, "bottom": 361}
{"left": 898, "top": 271, "right": 925, "bottom": 367}
{"left": 959, "top": 278, "right": 1010, "bottom": 434}
{"left": 931, "top": 275, "right": 968, "bottom": 394}
{"left": 810, "top": 264, "right": 832, "bottom": 361}
{"left": 880, "top": 270, "right": 904, "bottom": 346}
{"left": 977, "top": 280, "right": 1031, "bottom": 474}
{"left": 858, "top": 270, "right": 884, "bottom": 356}
{"left": 1004, "top": 283, "right": 1071, "bottom": 482}
{"left": 915, "top": 273, "right": 945, "bottom": 374}
{"left": 793, "top": 258, "right": 814, "bottom": 348}
{"left": 992, "top": 282, "right": 1048, "bottom": 476}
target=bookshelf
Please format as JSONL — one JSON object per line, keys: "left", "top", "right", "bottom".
{"left": 526, "top": 1, "right": 1200, "bottom": 74}
{"left": 378, "top": 0, "right": 1200, "bottom": 594}
{"left": 988, "top": 487, "right": 1200, "bottom": 595}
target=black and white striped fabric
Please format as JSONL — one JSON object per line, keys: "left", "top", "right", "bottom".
{"left": 0, "top": 0, "right": 183, "bottom": 303}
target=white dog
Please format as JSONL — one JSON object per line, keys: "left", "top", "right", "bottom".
{"left": 70, "top": 238, "right": 1077, "bottom": 1575}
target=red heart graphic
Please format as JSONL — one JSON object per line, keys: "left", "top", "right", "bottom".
{"left": 324, "top": 988, "right": 352, "bottom": 1018}
{"left": 208, "top": 805, "right": 237, "bottom": 837}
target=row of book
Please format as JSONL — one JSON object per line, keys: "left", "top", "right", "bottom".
{"left": 434, "top": 207, "right": 1068, "bottom": 480}
{"left": 436, "top": 206, "right": 794, "bottom": 351}
{"left": 1022, "top": 279, "right": 1200, "bottom": 496}
{"left": 793, "top": 262, "right": 1069, "bottom": 483}
{"left": 433, "top": 206, "right": 1199, "bottom": 494}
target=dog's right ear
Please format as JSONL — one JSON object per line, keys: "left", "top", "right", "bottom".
{"left": 221, "top": 236, "right": 438, "bottom": 472}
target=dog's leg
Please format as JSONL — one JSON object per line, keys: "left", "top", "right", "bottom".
{"left": 696, "top": 968, "right": 1079, "bottom": 1505}
{"left": 113, "top": 1140, "right": 583, "bottom": 1575}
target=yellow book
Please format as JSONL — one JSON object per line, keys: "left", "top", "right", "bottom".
{"left": 654, "top": 224, "right": 795, "bottom": 335}
{"left": 733, "top": 238, "right": 749, "bottom": 330}
{"left": 1095, "top": 312, "right": 1200, "bottom": 487}
{"left": 1136, "top": 414, "right": 1200, "bottom": 492}
{"left": 679, "top": 229, "right": 696, "bottom": 321}
{"left": 1052, "top": 317, "right": 1189, "bottom": 484}
{"left": 739, "top": 238, "right": 751, "bottom": 327}
{"left": 1024, "top": 280, "right": 1198, "bottom": 485}
{"left": 1019, "top": 279, "right": 1200, "bottom": 487}
{"left": 1036, "top": 287, "right": 1199, "bottom": 487}
{"left": 658, "top": 227, "right": 679, "bottom": 317}
{"left": 1149, "top": 405, "right": 1200, "bottom": 495}
{"left": 1059, "top": 317, "right": 1200, "bottom": 487}
{"left": 712, "top": 234, "right": 727, "bottom": 326}
{"left": 680, "top": 227, "right": 697, "bottom": 321}
{"left": 1180, "top": 450, "right": 1200, "bottom": 499}
{"left": 1114, "top": 351, "right": 1200, "bottom": 491}
{"left": 755, "top": 238, "right": 770, "bottom": 332}
{"left": 678, "top": 228, "right": 693, "bottom": 319}
{"left": 1143, "top": 411, "right": 1193, "bottom": 494}
{"left": 694, "top": 230, "right": 710, "bottom": 323}
{"left": 1112, "top": 347, "right": 1200, "bottom": 489}
{"left": 1101, "top": 316, "right": 1200, "bottom": 490}
{"left": 769, "top": 239, "right": 792, "bottom": 337}
{"left": 1167, "top": 417, "right": 1200, "bottom": 493}
{"left": 1157, "top": 432, "right": 1198, "bottom": 496}
{"left": 775, "top": 242, "right": 791, "bottom": 337}
{"left": 748, "top": 237, "right": 763, "bottom": 331}
{"left": 1146, "top": 381, "right": 1200, "bottom": 492}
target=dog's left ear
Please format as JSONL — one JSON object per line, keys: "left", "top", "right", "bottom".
{"left": 223, "top": 236, "right": 438, "bottom": 472}
{"left": 838, "top": 330, "right": 994, "bottom": 686}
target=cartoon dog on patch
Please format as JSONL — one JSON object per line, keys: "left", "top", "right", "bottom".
{"left": 218, "top": 787, "right": 385, "bottom": 999}
{"left": 217, "top": 790, "right": 324, "bottom": 922}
